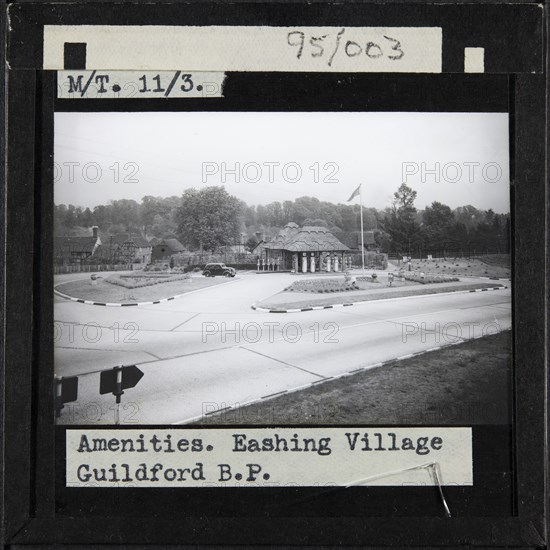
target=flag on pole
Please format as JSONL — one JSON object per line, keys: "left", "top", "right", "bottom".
{"left": 347, "top": 184, "right": 361, "bottom": 202}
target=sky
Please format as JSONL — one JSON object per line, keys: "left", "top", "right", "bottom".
{"left": 54, "top": 111, "right": 510, "bottom": 213}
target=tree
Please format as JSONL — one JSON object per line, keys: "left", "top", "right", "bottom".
{"left": 383, "top": 184, "right": 422, "bottom": 253}
{"left": 141, "top": 196, "right": 173, "bottom": 232}
{"left": 423, "top": 201, "right": 453, "bottom": 229}
{"left": 110, "top": 199, "right": 141, "bottom": 231}
{"left": 81, "top": 207, "right": 94, "bottom": 227}
{"left": 422, "top": 201, "right": 454, "bottom": 249}
{"left": 92, "top": 204, "right": 111, "bottom": 227}
{"left": 393, "top": 183, "right": 417, "bottom": 211}
{"left": 65, "top": 205, "right": 77, "bottom": 228}
{"left": 302, "top": 218, "right": 328, "bottom": 227}
{"left": 453, "top": 205, "right": 482, "bottom": 229}
{"left": 54, "top": 204, "right": 68, "bottom": 234}
{"left": 176, "top": 186, "right": 242, "bottom": 251}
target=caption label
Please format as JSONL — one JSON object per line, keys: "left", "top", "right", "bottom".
{"left": 67, "top": 427, "right": 472, "bottom": 487}
{"left": 57, "top": 71, "right": 225, "bottom": 99}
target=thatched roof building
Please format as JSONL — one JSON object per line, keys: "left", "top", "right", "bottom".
{"left": 264, "top": 224, "right": 349, "bottom": 253}
{"left": 260, "top": 223, "right": 350, "bottom": 272}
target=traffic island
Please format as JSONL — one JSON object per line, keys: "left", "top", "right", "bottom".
{"left": 54, "top": 274, "right": 237, "bottom": 306}
{"left": 252, "top": 280, "right": 508, "bottom": 312}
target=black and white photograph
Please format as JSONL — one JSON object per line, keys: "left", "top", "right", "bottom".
{"left": 3, "top": 1, "right": 547, "bottom": 546}
{"left": 53, "top": 110, "right": 511, "bottom": 426}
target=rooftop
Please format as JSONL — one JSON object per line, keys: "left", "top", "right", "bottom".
{"left": 264, "top": 223, "right": 349, "bottom": 252}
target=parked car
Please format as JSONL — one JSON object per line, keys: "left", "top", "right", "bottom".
{"left": 202, "top": 263, "right": 236, "bottom": 277}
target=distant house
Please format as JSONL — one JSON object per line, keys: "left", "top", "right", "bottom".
{"left": 215, "top": 243, "right": 248, "bottom": 255}
{"left": 343, "top": 230, "right": 376, "bottom": 251}
{"left": 151, "top": 238, "right": 186, "bottom": 261}
{"left": 108, "top": 233, "right": 152, "bottom": 264}
{"left": 250, "top": 240, "right": 265, "bottom": 256}
{"left": 54, "top": 226, "right": 101, "bottom": 265}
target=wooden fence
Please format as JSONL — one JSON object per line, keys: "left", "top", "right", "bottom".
{"left": 54, "top": 264, "right": 134, "bottom": 275}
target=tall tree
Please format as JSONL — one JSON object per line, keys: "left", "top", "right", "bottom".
{"left": 383, "top": 184, "right": 422, "bottom": 253}
{"left": 422, "top": 201, "right": 454, "bottom": 248}
{"left": 176, "top": 186, "right": 242, "bottom": 251}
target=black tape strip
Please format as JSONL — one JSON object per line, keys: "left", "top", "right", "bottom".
{"left": 63, "top": 42, "right": 87, "bottom": 70}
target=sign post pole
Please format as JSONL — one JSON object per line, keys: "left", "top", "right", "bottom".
{"left": 115, "top": 367, "right": 123, "bottom": 425}
{"left": 54, "top": 376, "right": 79, "bottom": 422}
{"left": 100, "top": 365, "right": 144, "bottom": 425}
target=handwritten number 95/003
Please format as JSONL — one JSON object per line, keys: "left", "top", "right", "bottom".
{"left": 287, "top": 30, "right": 404, "bottom": 66}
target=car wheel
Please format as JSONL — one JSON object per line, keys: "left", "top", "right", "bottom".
{"left": 204, "top": 271, "right": 211, "bottom": 277}
{"left": 225, "top": 272, "right": 232, "bottom": 277}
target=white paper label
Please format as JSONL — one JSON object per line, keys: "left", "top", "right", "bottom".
{"left": 57, "top": 71, "right": 225, "bottom": 99}
{"left": 66, "top": 427, "right": 472, "bottom": 488}
{"left": 45, "top": 25, "right": 442, "bottom": 73}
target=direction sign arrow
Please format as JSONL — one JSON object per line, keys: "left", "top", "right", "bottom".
{"left": 99, "top": 365, "right": 145, "bottom": 423}
{"left": 59, "top": 376, "right": 79, "bottom": 403}
{"left": 100, "top": 365, "right": 144, "bottom": 395}
{"left": 54, "top": 376, "right": 79, "bottom": 418}
{"left": 121, "top": 364, "right": 144, "bottom": 390}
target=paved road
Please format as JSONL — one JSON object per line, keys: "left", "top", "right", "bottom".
{"left": 54, "top": 272, "right": 511, "bottom": 424}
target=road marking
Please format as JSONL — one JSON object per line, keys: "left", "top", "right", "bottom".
{"left": 260, "top": 390, "right": 288, "bottom": 399}
{"left": 53, "top": 320, "right": 191, "bottom": 334}
{"left": 204, "top": 405, "right": 232, "bottom": 415}
{"left": 56, "top": 345, "right": 145, "bottom": 353}
{"left": 170, "top": 312, "right": 201, "bottom": 331}
{"left": 459, "top": 301, "right": 511, "bottom": 310}
{"left": 312, "top": 377, "right": 332, "bottom": 384}
{"left": 60, "top": 302, "right": 511, "bottom": 378}
{"left": 239, "top": 346, "right": 325, "bottom": 379}
{"left": 170, "top": 329, "right": 511, "bottom": 425}
{"left": 134, "top": 345, "right": 236, "bottom": 366}
{"left": 144, "top": 351, "right": 163, "bottom": 360}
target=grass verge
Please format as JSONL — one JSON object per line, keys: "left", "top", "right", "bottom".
{"left": 196, "top": 331, "right": 511, "bottom": 426}
{"left": 55, "top": 274, "right": 235, "bottom": 303}
{"left": 256, "top": 281, "right": 505, "bottom": 310}
{"left": 392, "top": 256, "right": 510, "bottom": 278}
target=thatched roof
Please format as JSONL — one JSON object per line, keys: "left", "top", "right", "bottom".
{"left": 160, "top": 238, "right": 186, "bottom": 252}
{"left": 264, "top": 224, "right": 349, "bottom": 252}
{"left": 110, "top": 233, "right": 151, "bottom": 248}
{"left": 54, "top": 236, "right": 100, "bottom": 254}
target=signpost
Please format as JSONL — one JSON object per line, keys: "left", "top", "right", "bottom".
{"left": 54, "top": 376, "right": 79, "bottom": 419}
{"left": 100, "top": 365, "right": 144, "bottom": 424}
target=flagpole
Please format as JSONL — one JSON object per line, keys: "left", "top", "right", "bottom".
{"left": 359, "top": 185, "right": 365, "bottom": 274}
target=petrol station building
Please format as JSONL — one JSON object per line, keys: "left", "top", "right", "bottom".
{"left": 260, "top": 223, "right": 351, "bottom": 273}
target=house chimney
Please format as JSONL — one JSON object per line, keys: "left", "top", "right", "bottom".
{"left": 92, "top": 226, "right": 98, "bottom": 239}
